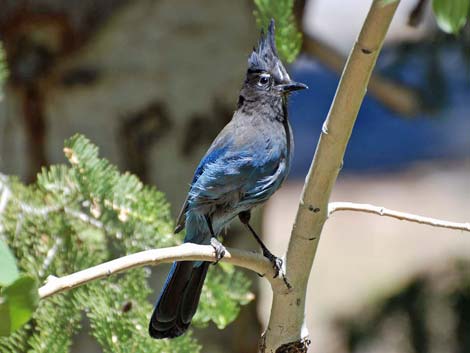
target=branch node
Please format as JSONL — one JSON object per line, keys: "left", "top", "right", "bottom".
{"left": 306, "top": 205, "right": 320, "bottom": 213}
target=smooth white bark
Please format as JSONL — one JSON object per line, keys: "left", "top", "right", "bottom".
{"left": 39, "top": 244, "right": 280, "bottom": 299}
{"left": 329, "top": 202, "right": 470, "bottom": 232}
{"left": 260, "top": 1, "right": 401, "bottom": 351}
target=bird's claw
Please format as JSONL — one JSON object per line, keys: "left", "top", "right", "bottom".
{"left": 210, "top": 237, "right": 226, "bottom": 265}
{"left": 263, "top": 250, "right": 283, "bottom": 278}
{"left": 262, "top": 250, "right": 291, "bottom": 289}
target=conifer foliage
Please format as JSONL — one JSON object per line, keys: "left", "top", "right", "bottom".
{"left": 0, "top": 135, "right": 252, "bottom": 353}
{"left": 254, "top": 0, "right": 302, "bottom": 63}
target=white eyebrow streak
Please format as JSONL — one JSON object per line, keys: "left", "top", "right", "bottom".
{"left": 276, "top": 65, "right": 289, "bottom": 83}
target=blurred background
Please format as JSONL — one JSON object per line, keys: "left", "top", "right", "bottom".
{"left": 0, "top": 0, "right": 469, "bottom": 352}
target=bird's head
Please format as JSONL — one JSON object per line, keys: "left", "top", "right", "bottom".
{"left": 242, "top": 19, "right": 307, "bottom": 99}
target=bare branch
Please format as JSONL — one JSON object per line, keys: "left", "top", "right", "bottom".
{"left": 261, "top": 1, "right": 401, "bottom": 351}
{"left": 0, "top": 175, "right": 12, "bottom": 215}
{"left": 39, "top": 238, "right": 63, "bottom": 278}
{"left": 291, "top": 0, "right": 419, "bottom": 116}
{"left": 329, "top": 202, "right": 470, "bottom": 232}
{"left": 38, "top": 243, "right": 281, "bottom": 300}
{"left": 39, "top": 198, "right": 469, "bottom": 301}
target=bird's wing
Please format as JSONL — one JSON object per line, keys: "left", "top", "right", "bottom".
{"left": 188, "top": 138, "right": 284, "bottom": 211}
{"left": 239, "top": 158, "right": 287, "bottom": 206}
{"left": 174, "top": 146, "right": 230, "bottom": 233}
{"left": 174, "top": 195, "right": 189, "bottom": 233}
{"left": 174, "top": 126, "right": 234, "bottom": 233}
{"left": 175, "top": 119, "right": 286, "bottom": 232}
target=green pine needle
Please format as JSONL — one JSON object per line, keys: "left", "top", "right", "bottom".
{"left": 253, "top": 0, "right": 302, "bottom": 63}
{"left": 0, "top": 134, "right": 252, "bottom": 352}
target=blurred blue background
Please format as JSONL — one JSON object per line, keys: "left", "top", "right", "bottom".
{"left": 289, "top": 44, "right": 470, "bottom": 177}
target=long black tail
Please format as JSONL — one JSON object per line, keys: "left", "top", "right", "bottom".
{"left": 149, "top": 261, "right": 209, "bottom": 339}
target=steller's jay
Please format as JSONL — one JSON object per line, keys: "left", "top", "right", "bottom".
{"left": 149, "top": 19, "right": 307, "bottom": 339}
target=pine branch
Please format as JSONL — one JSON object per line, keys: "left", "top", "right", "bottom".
{"left": 38, "top": 244, "right": 281, "bottom": 299}
{"left": 253, "top": 0, "right": 302, "bottom": 63}
{"left": 1, "top": 135, "right": 253, "bottom": 351}
{"left": 328, "top": 202, "right": 470, "bottom": 232}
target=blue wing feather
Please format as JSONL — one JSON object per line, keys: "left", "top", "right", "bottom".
{"left": 175, "top": 115, "right": 290, "bottom": 234}
{"left": 189, "top": 138, "right": 286, "bottom": 212}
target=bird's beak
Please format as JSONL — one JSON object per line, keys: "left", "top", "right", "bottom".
{"left": 275, "top": 81, "right": 308, "bottom": 93}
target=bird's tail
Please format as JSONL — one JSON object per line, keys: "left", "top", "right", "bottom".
{"left": 149, "top": 261, "right": 209, "bottom": 339}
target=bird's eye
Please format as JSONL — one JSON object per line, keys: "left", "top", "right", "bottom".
{"left": 258, "top": 74, "right": 271, "bottom": 87}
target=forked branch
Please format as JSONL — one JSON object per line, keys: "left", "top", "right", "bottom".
{"left": 260, "top": 1, "right": 401, "bottom": 352}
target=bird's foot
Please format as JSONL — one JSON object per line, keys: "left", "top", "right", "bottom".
{"left": 262, "top": 250, "right": 291, "bottom": 290}
{"left": 210, "top": 237, "right": 226, "bottom": 265}
{"left": 262, "top": 250, "right": 283, "bottom": 278}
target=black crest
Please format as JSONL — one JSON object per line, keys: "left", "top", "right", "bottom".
{"left": 248, "top": 19, "right": 290, "bottom": 84}
{"left": 248, "top": 19, "right": 280, "bottom": 72}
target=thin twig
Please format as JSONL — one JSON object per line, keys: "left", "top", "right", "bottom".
{"left": 328, "top": 202, "right": 470, "bottom": 232}
{"left": 0, "top": 176, "right": 11, "bottom": 214}
{"left": 19, "top": 203, "right": 63, "bottom": 216}
{"left": 63, "top": 206, "right": 104, "bottom": 229}
{"left": 0, "top": 176, "right": 11, "bottom": 234}
{"left": 0, "top": 174, "right": 63, "bottom": 216}
{"left": 38, "top": 243, "right": 281, "bottom": 299}
{"left": 39, "top": 238, "right": 63, "bottom": 278}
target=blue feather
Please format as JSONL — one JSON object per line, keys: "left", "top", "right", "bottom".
{"left": 191, "top": 145, "right": 230, "bottom": 184}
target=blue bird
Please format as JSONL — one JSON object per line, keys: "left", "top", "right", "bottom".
{"left": 149, "top": 19, "right": 307, "bottom": 339}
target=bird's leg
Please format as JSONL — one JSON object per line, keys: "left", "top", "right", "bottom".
{"left": 205, "top": 215, "right": 226, "bottom": 264}
{"left": 238, "top": 211, "right": 283, "bottom": 279}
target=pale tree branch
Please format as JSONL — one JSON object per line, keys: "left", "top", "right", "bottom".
{"left": 36, "top": 202, "right": 470, "bottom": 300}
{"left": 328, "top": 202, "right": 470, "bottom": 232}
{"left": 37, "top": 202, "right": 470, "bottom": 300}
{"left": 302, "top": 35, "right": 422, "bottom": 116}
{"left": 292, "top": 0, "right": 421, "bottom": 116}
{"left": 260, "top": 1, "right": 401, "bottom": 352}
{"left": 38, "top": 243, "right": 284, "bottom": 300}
